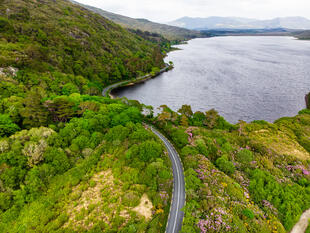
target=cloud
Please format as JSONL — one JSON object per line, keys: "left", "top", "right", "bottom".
{"left": 74, "top": 0, "right": 310, "bottom": 22}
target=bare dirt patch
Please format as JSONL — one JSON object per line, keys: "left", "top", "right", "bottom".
{"left": 133, "top": 194, "right": 153, "bottom": 220}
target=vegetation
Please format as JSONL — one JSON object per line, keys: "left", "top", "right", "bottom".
{"left": 150, "top": 104, "right": 310, "bottom": 232}
{"left": 72, "top": 0, "right": 203, "bottom": 41}
{"left": 0, "top": 0, "right": 164, "bottom": 89}
{"left": 0, "top": 96, "right": 173, "bottom": 232}
{"left": 1, "top": 0, "right": 309, "bottom": 232}
{"left": 0, "top": 0, "right": 173, "bottom": 232}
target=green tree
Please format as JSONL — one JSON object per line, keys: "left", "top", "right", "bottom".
{"left": 138, "top": 140, "right": 162, "bottom": 162}
{"left": 45, "top": 97, "right": 75, "bottom": 122}
{"left": 20, "top": 91, "right": 49, "bottom": 128}
{"left": 0, "top": 114, "right": 20, "bottom": 136}
{"left": 178, "top": 105, "right": 193, "bottom": 118}
{"left": 62, "top": 83, "right": 79, "bottom": 95}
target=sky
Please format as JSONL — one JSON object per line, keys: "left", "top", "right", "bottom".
{"left": 75, "top": 0, "right": 310, "bottom": 23}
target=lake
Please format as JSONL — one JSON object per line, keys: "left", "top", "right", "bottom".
{"left": 113, "top": 36, "right": 310, "bottom": 123}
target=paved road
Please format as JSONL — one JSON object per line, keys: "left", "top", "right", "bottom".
{"left": 149, "top": 126, "right": 185, "bottom": 233}
{"left": 102, "top": 65, "right": 170, "bottom": 97}
{"left": 101, "top": 65, "right": 185, "bottom": 232}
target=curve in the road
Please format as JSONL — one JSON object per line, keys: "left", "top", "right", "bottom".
{"left": 101, "top": 65, "right": 185, "bottom": 232}
{"left": 149, "top": 126, "right": 185, "bottom": 233}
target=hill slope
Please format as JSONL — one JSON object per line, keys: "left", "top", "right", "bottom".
{"left": 0, "top": 0, "right": 164, "bottom": 89}
{"left": 154, "top": 105, "right": 310, "bottom": 232}
{"left": 169, "top": 16, "right": 310, "bottom": 30}
{"left": 70, "top": 0, "right": 202, "bottom": 41}
{"left": 0, "top": 0, "right": 172, "bottom": 232}
{"left": 293, "top": 30, "right": 310, "bottom": 40}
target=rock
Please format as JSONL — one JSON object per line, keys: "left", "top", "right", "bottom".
{"left": 306, "top": 93, "right": 310, "bottom": 109}
{"left": 0, "top": 66, "right": 19, "bottom": 77}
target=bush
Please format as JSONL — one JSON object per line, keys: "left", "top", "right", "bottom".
{"left": 0, "top": 114, "right": 20, "bottom": 137}
{"left": 236, "top": 149, "right": 254, "bottom": 164}
{"left": 122, "top": 191, "right": 140, "bottom": 207}
{"left": 299, "top": 109, "right": 310, "bottom": 115}
{"left": 242, "top": 208, "right": 254, "bottom": 219}
{"left": 215, "top": 156, "right": 235, "bottom": 175}
{"left": 171, "top": 129, "right": 188, "bottom": 148}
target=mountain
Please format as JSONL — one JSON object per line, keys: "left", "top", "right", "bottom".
{"left": 70, "top": 0, "right": 202, "bottom": 41}
{"left": 169, "top": 16, "right": 310, "bottom": 30}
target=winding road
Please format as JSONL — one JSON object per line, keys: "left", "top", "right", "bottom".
{"left": 102, "top": 66, "right": 186, "bottom": 233}
{"left": 149, "top": 126, "right": 185, "bottom": 233}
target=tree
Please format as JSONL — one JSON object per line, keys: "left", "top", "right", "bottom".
{"left": 178, "top": 105, "right": 193, "bottom": 118}
{"left": 45, "top": 97, "right": 75, "bottom": 122}
{"left": 171, "top": 129, "right": 188, "bottom": 148}
{"left": 62, "top": 83, "right": 79, "bottom": 95}
{"left": 191, "top": 111, "right": 205, "bottom": 126}
{"left": 204, "top": 109, "right": 219, "bottom": 129}
{"left": 180, "top": 115, "right": 189, "bottom": 127}
{"left": 0, "top": 114, "right": 20, "bottom": 137}
{"left": 20, "top": 91, "right": 49, "bottom": 128}
{"left": 138, "top": 140, "right": 162, "bottom": 162}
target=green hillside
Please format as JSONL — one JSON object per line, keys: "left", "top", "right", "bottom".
{"left": 71, "top": 1, "right": 202, "bottom": 41}
{"left": 0, "top": 0, "right": 172, "bottom": 232}
{"left": 153, "top": 105, "right": 310, "bottom": 232}
{"left": 0, "top": 0, "right": 165, "bottom": 90}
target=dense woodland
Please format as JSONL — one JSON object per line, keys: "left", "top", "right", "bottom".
{"left": 0, "top": 0, "right": 172, "bottom": 232}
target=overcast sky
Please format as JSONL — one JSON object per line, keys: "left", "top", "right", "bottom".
{"left": 75, "top": 0, "right": 310, "bottom": 23}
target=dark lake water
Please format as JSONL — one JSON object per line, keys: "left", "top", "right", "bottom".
{"left": 114, "top": 36, "right": 310, "bottom": 123}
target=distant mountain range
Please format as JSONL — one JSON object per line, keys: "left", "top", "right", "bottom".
{"left": 168, "top": 16, "right": 310, "bottom": 30}
{"left": 70, "top": 1, "right": 202, "bottom": 41}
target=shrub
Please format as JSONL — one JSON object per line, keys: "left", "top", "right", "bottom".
{"left": 122, "top": 191, "right": 140, "bottom": 207}
{"left": 171, "top": 129, "right": 188, "bottom": 148}
{"left": 236, "top": 149, "right": 254, "bottom": 164}
{"left": 0, "top": 114, "right": 20, "bottom": 137}
{"left": 215, "top": 156, "right": 235, "bottom": 175}
{"left": 242, "top": 208, "right": 255, "bottom": 219}
{"left": 299, "top": 109, "right": 310, "bottom": 115}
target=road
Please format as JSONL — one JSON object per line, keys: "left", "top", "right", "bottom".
{"left": 102, "top": 65, "right": 186, "bottom": 232}
{"left": 102, "top": 65, "right": 170, "bottom": 97}
{"left": 149, "top": 126, "right": 185, "bottom": 233}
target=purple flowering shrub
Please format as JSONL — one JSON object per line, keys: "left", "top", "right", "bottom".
{"left": 155, "top": 107, "right": 310, "bottom": 232}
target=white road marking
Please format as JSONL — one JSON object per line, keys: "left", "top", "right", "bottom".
{"left": 154, "top": 130, "right": 182, "bottom": 233}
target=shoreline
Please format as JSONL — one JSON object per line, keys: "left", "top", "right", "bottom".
{"left": 102, "top": 64, "right": 173, "bottom": 98}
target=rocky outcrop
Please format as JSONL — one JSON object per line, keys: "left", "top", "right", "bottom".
{"left": 306, "top": 93, "right": 310, "bottom": 109}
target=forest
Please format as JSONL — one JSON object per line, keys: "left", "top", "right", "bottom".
{"left": 0, "top": 0, "right": 173, "bottom": 232}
